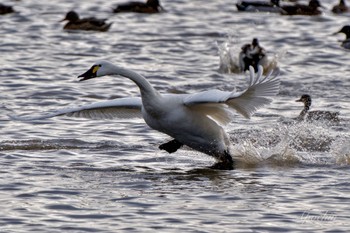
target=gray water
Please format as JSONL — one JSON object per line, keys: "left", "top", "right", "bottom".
{"left": 1, "top": 0, "right": 350, "bottom": 232}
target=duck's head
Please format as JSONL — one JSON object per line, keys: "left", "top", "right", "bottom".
{"left": 336, "top": 25, "right": 350, "bottom": 38}
{"left": 78, "top": 60, "right": 116, "bottom": 81}
{"left": 61, "top": 11, "right": 79, "bottom": 22}
{"left": 296, "top": 94, "right": 312, "bottom": 107}
{"left": 252, "top": 38, "right": 259, "bottom": 47}
{"left": 309, "top": 0, "right": 322, "bottom": 8}
{"left": 147, "top": 0, "right": 160, "bottom": 7}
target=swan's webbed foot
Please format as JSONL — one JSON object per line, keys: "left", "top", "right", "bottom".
{"left": 209, "top": 151, "right": 234, "bottom": 170}
{"left": 159, "top": 139, "right": 183, "bottom": 154}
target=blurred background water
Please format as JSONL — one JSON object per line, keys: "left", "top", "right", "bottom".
{"left": 1, "top": 0, "right": 350, "bottom": 232}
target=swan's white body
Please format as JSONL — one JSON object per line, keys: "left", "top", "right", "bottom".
{"left": 13, "top": 61, "right": 280, "bottom": 168}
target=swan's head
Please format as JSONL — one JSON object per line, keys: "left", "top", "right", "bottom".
{"left": 78, "top": 60, "right": 116, "bottom": 81}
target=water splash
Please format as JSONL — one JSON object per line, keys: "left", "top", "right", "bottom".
{"left": 229, "top": 119, "right": 345, "bottom": 167}
{"left": 231, "top": 139, "right": 301, "bottom": 168}
{"left": 331, "top": 137, "right": 350, "bottom": 166}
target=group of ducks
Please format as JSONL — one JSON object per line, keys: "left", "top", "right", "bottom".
{"left": 3, "top": 0, "right": 342, "bottom": 169}
{"left": 236, "top": 0, "right": 350, "bottom": 49}
{"left": 237, "top": 0, "right": 348, "bottom": 15}
{"left": 0, "top": 0, "right": 163, "bottom": 30}
{"left": 1, "top": 0, "right": 163, "bottom": 31}
{"left": 2, "top": 0, "right": 349, "bottom": 49}
{"left": 59, "top": 0, "right": 164, "bottom": 31}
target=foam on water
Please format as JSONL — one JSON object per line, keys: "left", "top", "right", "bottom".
{"left": 331, "top": 137, "right": 350, "bottom": 166}
{"left": 229, "top": 118, "right": 348, "bottom": 168}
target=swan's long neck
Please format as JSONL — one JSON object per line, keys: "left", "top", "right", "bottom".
{"left": 111, "top": 65, "right": 160, "bottom": 99}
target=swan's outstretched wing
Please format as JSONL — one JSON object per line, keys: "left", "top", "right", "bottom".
{"left": 11, "top": 97, "right": 143, "bottom": 121}
{"left": 183, "top": 66, "right": 280, "bottom": 123}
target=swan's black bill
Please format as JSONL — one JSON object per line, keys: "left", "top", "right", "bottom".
{"left": 78, "top": 65, "right": 99, "bottom": 81}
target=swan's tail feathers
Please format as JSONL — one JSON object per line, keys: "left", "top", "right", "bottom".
{"left": 9, "top": 97, "right": 143, "bottom": 122}
{"left": 227, "top": 65, "right": 280, "bottom": 119}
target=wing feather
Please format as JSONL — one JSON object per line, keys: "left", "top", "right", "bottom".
{"left": 184, "top": 66, "right": 280, "bottom": 121}
{"left": 10, "top": 97, "right": 142, "bottom": 121}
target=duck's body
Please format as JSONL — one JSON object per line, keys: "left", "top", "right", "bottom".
{"left": 61, "top": 11, "right": 112, "bottom": 32}
{"left": 0, "top": 3, "right": 14, "bottom": 15}
{"left": 296, "top": 94, "right": 340, "bottom": 122}
{"left": 335, "top": 25, "right": 350, "bottom": 49}
{"left": 113, "top": 0, "right": 163, "bottom": 13}
{"left": 332, "top": 0, "right": 349, "bottom": 14}
{"left": 12, "top": 61, "right": 280, "bottom": 169}
{"left": 239, "top": 38, "right": 268, "bottom": 72}
{"left": 236, "top": 0, "right": 281, "bottom": 12}
{"left": 281, "top": 0, "right": 322, "bottom": 15}
{"left": 340, "top": 39, "right": 350, "bottom": 49}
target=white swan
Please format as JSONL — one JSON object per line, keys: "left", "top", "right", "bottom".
{"left": 13, "top": 61, "right": 280, "bottom": 169}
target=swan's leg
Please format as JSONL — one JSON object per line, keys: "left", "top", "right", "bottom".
{"left": 159, "top": 139, "right": 183, "bottom": 154}
{"left": 209, "top": 151, "right": 234, "bottom": 170}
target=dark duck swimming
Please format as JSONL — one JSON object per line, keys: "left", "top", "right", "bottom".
{"left": 236, "top": 0, "right": 281, "bottom": 13}
{"left": 239, "top": 38, "right": 268, "bottom": 72}
{"left": 335, "top": 25, "right": 350, "bottom": 49}
{"left": 0, "top": 3, "right": 15, "bottom": 15}
{"left": 280, "top": 0, "right": 323, "bottom": 16}
{"left": 60, "top": 11, "right": 112, "bottom": 32}
{"left": 113, "top": 0, "right": 164, "bottom": 13}
{"left": 332, "top": 0, "right": 349, "bottom": 14}
{"left": 296, "top": 94, "right": 340, "bottom": 122}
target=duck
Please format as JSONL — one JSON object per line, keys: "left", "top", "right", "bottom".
{"left": 280, "top": 0, "right": 323, "bottom": 16}
{"left": 332, "top": 0, "right": 349, "bottom": 14}
{"left": 113, "top": 0, "right": 164, "bottom": 13}
{"left": 296, "top": 94, "right": 340, "bottom": 122}
{"left": 12, "top": 61, "right": 280, "bottom": 170}
{"left": 0, "top": 3, "right": 14, "bottom": 15}
{"left": 334, "top": 25, "right": 350, "bottom": 49}
{"left": 239, "top": 38, "right": 268, "bottom": 72}
{"left": 60, "top": 11, "right": 112, "bottom": 32}
{"left": 236, "top": 0, "right": 282, "bottom": 13}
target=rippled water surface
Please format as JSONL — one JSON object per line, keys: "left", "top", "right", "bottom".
{"left": 1, "top": 0, "right": 350, "bottom": 232}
